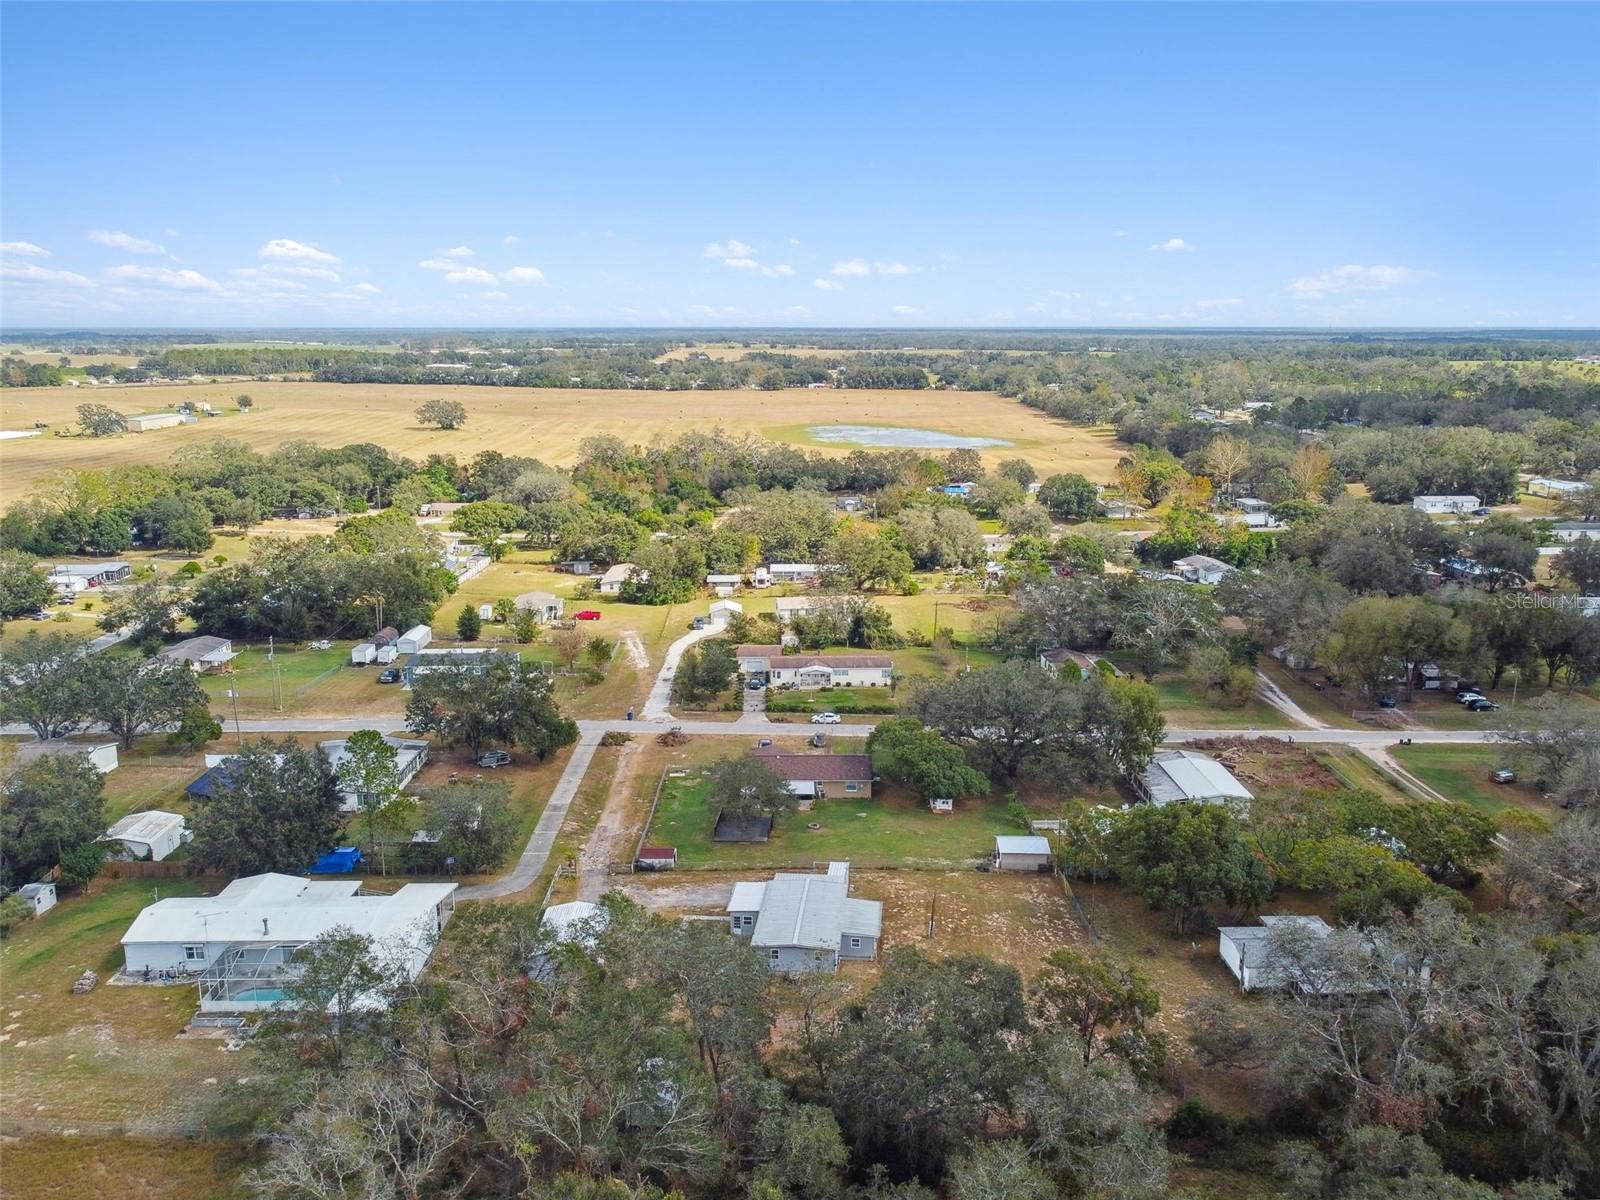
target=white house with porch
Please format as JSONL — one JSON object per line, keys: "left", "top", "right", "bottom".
{"left": 766, "top": 653, "right": 892, "bottom": 689}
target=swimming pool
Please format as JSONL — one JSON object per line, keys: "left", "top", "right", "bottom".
{"left": 807, "top": 424, "right": 1013, "bottom": 449}
{"left": 230, "top": 987, "right": 289, "bottom": 1004}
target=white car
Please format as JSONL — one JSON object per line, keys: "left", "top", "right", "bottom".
{"left": 810, "top": 712, "right": 842, "bottom": 725}
{"left": 1456, "top": 692, "right": 1487, "bottom": 706}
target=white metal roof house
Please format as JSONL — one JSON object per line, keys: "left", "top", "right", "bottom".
{"left": 120, "top": 873, "right": 456, "bottom": 1011}
{"left": 725, "top": 862, "right": 881, "bottom": 973}
{"left": 318, "top": 736, "right": 430, "bottom": 812}
{"left": 1218, "top": 915, "right": 1334, "bottom": 991}
{"left": 1172, "top": 555, "right": 1235, "bottom": 585}
{"left": 706, "top": 572, "right": 743, "bottom": 597}
{"left": 1138, "top": 750, "right": 1254, "bottom": 810}
{"left": 124, "top": 412, "right": 184, "bottom": 432}
{"left": 994, "top": 835, "right": 1052, "bottom": 872}
{"left": 598, "top": 563, "right": 635, "bottom": 595}
{"left": 156, "top": 636, "right": 237, "bottom": 671}
{"left": 103, "top": 809, "right": 189, "bottom": 862}
{"left": 767, "top": 563, "right": 820, "bottom": 584}
{"left": 402, "top": 646, "right": 510, "bottom": 689}
{"left": 396, "top": 624, "right": 433, "bottom": 654}
{"left": 16, "top": 740, "right": 120, "bottom": 774}
{"left": 1412, "top": 494, "right": 1480, "bottom": 514}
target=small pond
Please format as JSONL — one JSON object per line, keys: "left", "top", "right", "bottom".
{"left": 806, "top": 424, "right": 1012, "bottom": 449}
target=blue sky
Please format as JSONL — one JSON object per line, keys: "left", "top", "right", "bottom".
{"left": 2, "top": 2, "right": 1596, "bottom": 329}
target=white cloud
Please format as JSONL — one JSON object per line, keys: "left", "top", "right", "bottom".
{"left": 1150, "top": 238, "right": 1192, "bottom": 253}
{"left": 503, "top": 234, "right": 520, "bottom": 245}
{"left": 832, "top": 259, "right": 871, "bottom": 276}
{"left": 890, "top": 304, "right": 920, "bottom": 315}
{"left": 1, "top": 241, "right": 50, "bottom": 258}
{"left": 480, "top": 290, "right": 509, "bottom": 301}
{"left": 1111, "top": 230, "right": 1129, "bottom": 238}
{"left": 271, "top": 264, "right": 342, "bottom": 282}
{"left": 814, "top": 278, "right": 843, "bottom": 291}
{"left": 875, "top": 261, "right": 910, "bottom": 275}
{"left": 440, "top": 245, "right": 474, "bottom": 259}
{"left": 350, "top": 282, "right": 381, "bottom": 294}
{"left": 106, "top": 264, "right": 221, "bottom": 291}
{"left": 445, "top": 266, "right": 499, "bottom": 286}
{"left": 1, "top": 262, "right": 93, "bottom": 286}
{"left": 1288, "top": 264, "right": 1431, "bottom": 298}
{"left": 1195, "top": 297, "right": 1242, "bottom": 309}
{"left": 501, "top": 266, "right": 545, "bottom": 284}
{"left": 89, "top": 229, "right": 167, "bottom": 255}
{"left": 724, "top": 257, "right": 761, "bottom": 270}
{"left": 418, "top": 258, "right": 456, "bottom": 270}
{"left": 704, "top": 239, "right": 754, "bottom": 259}
{"left": 764, "top": 264, "right": 794, "bottom": 277}
{"left": 258, "top": 238, "right": 340, "bottom": 264}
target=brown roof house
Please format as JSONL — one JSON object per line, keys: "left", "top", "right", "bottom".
{"left": 754, "top": 750, "right": 874, "bottom": 808}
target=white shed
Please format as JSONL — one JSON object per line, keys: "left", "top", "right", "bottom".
{"left": 103, "top": 810, "right": 188, "bottom": 862}
{"left": 18, "top": 882, "right": 57, "bottom": 917}
{"left": 709, "top": 599, "right": 743, "bottom": 624}
{"left": 396, "top": 625, "right": 433, "bottom": 654}
{"left": 350, "top": 642, "right": 377, "bottom": 665}
{"left": 994, "top": 835, "right": 1052, "bottom": 872}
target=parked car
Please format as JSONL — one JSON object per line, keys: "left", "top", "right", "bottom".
{"left": 575, "top": 610, "right": 602, "bottom": 621}
{"left": 1471, "top": 507, "right": 1493, "bottom": 517}
{"left": 1492, "top": 768, "right": 1516, "bottom": 784}
{"left": 28, "top": 609, "right": 51, "bottom": 621}
{"left": 377, "top": 667, "right": 401, "bottom": 684}
{"left": 810, "top": 711, "right": 842, "bottom": 725}
{"left": 746, "top": 678, "right": 765, "bottom": 690}
{"left": 477, "top": 750, "right": 512, "bottom": 768}
{"left": 1377, "top": 695, "right": 1398, "bottom": 709}
{"left": 1457, "top": 692, "right": 1487, "bottom": 706}
{"left": 809, "top": 732, "right": 828, "bottom": 748}
{"left": 1469, "top": 699, "right": 1500, "bottom": 711}
{"left": 689, "top": 617, "right": 707, "bottom": 629}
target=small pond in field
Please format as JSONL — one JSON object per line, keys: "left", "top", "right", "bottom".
{"left": 806, "top": 424, "right": 1012, "bottom": 449}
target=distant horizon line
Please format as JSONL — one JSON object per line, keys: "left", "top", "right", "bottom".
{"left": 4, "top": 324, "right": 1598, "bottom": 338}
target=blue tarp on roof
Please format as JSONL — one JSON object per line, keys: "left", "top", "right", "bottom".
{"left": 185, "top": 763, "right": 240, "bottom": 799}
{"left": 309, "top": 847, "right": 364, "bottom": 874}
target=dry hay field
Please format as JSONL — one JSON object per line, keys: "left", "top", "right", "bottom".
{"left": 0, "top": 381, "right": 1125, "bottom": 507}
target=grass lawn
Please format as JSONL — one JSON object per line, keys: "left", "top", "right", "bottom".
{"left": 1257, "top": 661, "right": 1364, "bottom": 729}
{"left": 1389, "top": 744, "right": 1555, "bottom": 816}
{"left": 765, "top": 685, "right": 897, "bottom": 715}
{"left": 199, "top": 643, "right": 404, "bottom": 719}
{"left": 644, "top": 770, "right": 1019, "bottom": 870}
{"left": 0, "top": 879, "right": 255, "bottom": 1132}
{"left": 1312, "top": 748, "right": 1418, "bottom": 801}
{"left": 1149, "top": 675, "right": 1291, "bottom": 730}
{"left": 0, "top": 1137, "right": 254, "bottom": 1200}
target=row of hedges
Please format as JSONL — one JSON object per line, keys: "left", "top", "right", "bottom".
{"left": 765, "top": 687, "right": 897, "bottom": 715}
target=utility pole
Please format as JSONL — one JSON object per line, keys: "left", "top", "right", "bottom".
{"left": 228, "top": 684, "right": 242, "bottom": 745}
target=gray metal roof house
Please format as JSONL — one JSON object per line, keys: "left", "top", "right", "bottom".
{"left": 726, "top": 862, "right": 882, "bottom": 973}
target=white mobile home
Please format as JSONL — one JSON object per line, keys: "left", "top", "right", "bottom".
{"left": 706, "top": 573, "right": 742, "bottom": 597}
{"left": 767, "top": 563, "right": 820, "bottom": 584}
{"left": 103, "top": 810, "right": 189, "bottom": 862}
{"left": 1172, "top": 555, "right": 1235, "bottom": 585}
{"left": 1412, "top": 495, "right": 1480, "bottom": 515}
{"left": 1529, "top": 477, "right": 1590, "bottom": 500}
{"left": 513, "top": 591, "right": 563, "bottom": 622}
{"left": 157, "top": 636, "right": 236, "bottom": 672}
{"left": 1551, "top": 522, "right": 1600, "bottom": 543}
{"left": 319, "top": 736, "right": 430, "bottom": 812}
{"left": 1219, "top": 915, "right": 1333, "bottom": 991}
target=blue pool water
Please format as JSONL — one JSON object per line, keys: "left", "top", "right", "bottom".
{"left": 807, "top": 424, "right": 1012, "bottom": 449}
{"left": 231, "top": 987, "right": 289, "bottom": 1003}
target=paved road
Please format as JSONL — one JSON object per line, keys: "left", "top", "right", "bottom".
{"left": 641, "top": 621, "right": 726, "bottom": 720}
{"left": 455, "top": 729, "right": 603, "bottom": 901}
